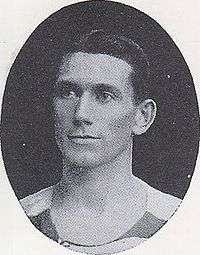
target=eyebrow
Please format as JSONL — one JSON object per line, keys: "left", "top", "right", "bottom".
{"left": 93, "top": 83, "right": 122, "bottom": 99}
{"left": 54, "top": 81, "right": 81, "bottom": 92}
{"left": 55, "top": 80, "right": 76, "bottom": 88}
{"left": 54, "top": 81, "right": 82, "bottom": 96}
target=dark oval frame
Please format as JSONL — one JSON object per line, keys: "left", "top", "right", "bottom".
{"left": 1, "top": 0, "right": 199, "bottom": 201}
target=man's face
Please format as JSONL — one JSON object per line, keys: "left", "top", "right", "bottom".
{"left": 53, "top": 52, "right": 138, "bottom": 168}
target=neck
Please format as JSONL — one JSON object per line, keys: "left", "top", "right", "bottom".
{"left": 52, "top": 143, "right": 146, "bottom": 215}
{"left": 60, "top": 143, "right": 133, "bottom": 193}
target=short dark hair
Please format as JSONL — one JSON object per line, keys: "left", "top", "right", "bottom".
{"left": 61, "top": 30, "right": 151, "bottom": 102}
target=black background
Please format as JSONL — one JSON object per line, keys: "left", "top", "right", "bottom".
{"left": 1, "top": 0, "right": 199, "bottom": 199}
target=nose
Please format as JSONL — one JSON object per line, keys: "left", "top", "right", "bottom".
{"left": 73, "top": 92, "right": 93, "bottom": 126}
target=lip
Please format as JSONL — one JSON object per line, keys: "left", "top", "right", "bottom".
{"left": 68, "top": 135, "right": 100, "bottom": 139}
{"left": 67, "top": 135, "right": 101, "bottom": 144}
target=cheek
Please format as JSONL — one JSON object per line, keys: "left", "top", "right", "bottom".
{"left": 53, "top": 98, "right": 75, "bottom": 128}
{"left": 106, "top": 108, "right": 135, "bottom": 138}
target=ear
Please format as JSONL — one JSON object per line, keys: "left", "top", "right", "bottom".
{"left": 132, "top": 99, "right": 157, "bottom": 135}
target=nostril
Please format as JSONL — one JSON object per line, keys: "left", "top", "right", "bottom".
{"left": 72, "top": 119, "right": 82, "bottom": 127}
{"left": 84, "top": 119, "right": 92, "bottom": 125}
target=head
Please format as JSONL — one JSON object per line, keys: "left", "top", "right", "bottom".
{"left": 52, "top": 30, "right": 157, "bottom": 168}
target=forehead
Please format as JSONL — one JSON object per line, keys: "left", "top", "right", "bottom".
{"left": 57, "top": 52, "right": 134, "bottom": 92}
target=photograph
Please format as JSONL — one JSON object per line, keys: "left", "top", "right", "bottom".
{"left": 0, "top": 1, "right": 199, "bottom": 255}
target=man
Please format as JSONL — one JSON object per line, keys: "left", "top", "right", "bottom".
{"left": 20, "top": 30, "right": 181, "bottom": 254}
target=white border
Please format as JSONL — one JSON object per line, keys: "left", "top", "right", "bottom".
{"left": 0, "top": 1, "right": 199, "bottom": 254}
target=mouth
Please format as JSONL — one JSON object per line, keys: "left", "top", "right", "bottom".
{"left": 67, "top": 135, "right": 101, "bottom": 144}
{"left": 68, "top": 135, "right": 100, "bottom": 139}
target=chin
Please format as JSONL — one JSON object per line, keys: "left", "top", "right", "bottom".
{"left": 58, "top": 142, "right": 125, "bottom": 169}
{"left": 62, "top": 147, "right": 115, "bottom": 168}
{"left": 63, "top": 150, "right": 106, "bottom": 169}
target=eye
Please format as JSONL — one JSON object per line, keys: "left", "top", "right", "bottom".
{"left": 55, "top": 86, "right": 79, "bottom": 99}
{"left": 64, "top": 89, "right": 77, "bottom": 98}
{"left": 96, "top": 91, "right": 115, "bottom": 103}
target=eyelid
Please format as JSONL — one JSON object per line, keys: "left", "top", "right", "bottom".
{"left": 98, "top": 90, "right": 119, "bottom": 102}
{"left": 95, "top": 84, "right": 122, "bottom": 99}
{"left": 54, "top": 81, "right": 81, "bottom": 97}
{"left": 94, "top": 89, "right": 116, "bottom": 104}
{"left": 102, "top": 91, "right": 115, "bottom": 98}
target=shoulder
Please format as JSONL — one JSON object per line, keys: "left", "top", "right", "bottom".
{"left": 131, "top": 176, "right": 182, "bottom": 221}
{"left": 19, "top": 185, "right": 54, "bottom": 217}
{"left": 146, "top": 184, "right": 182, "bottom": 221}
